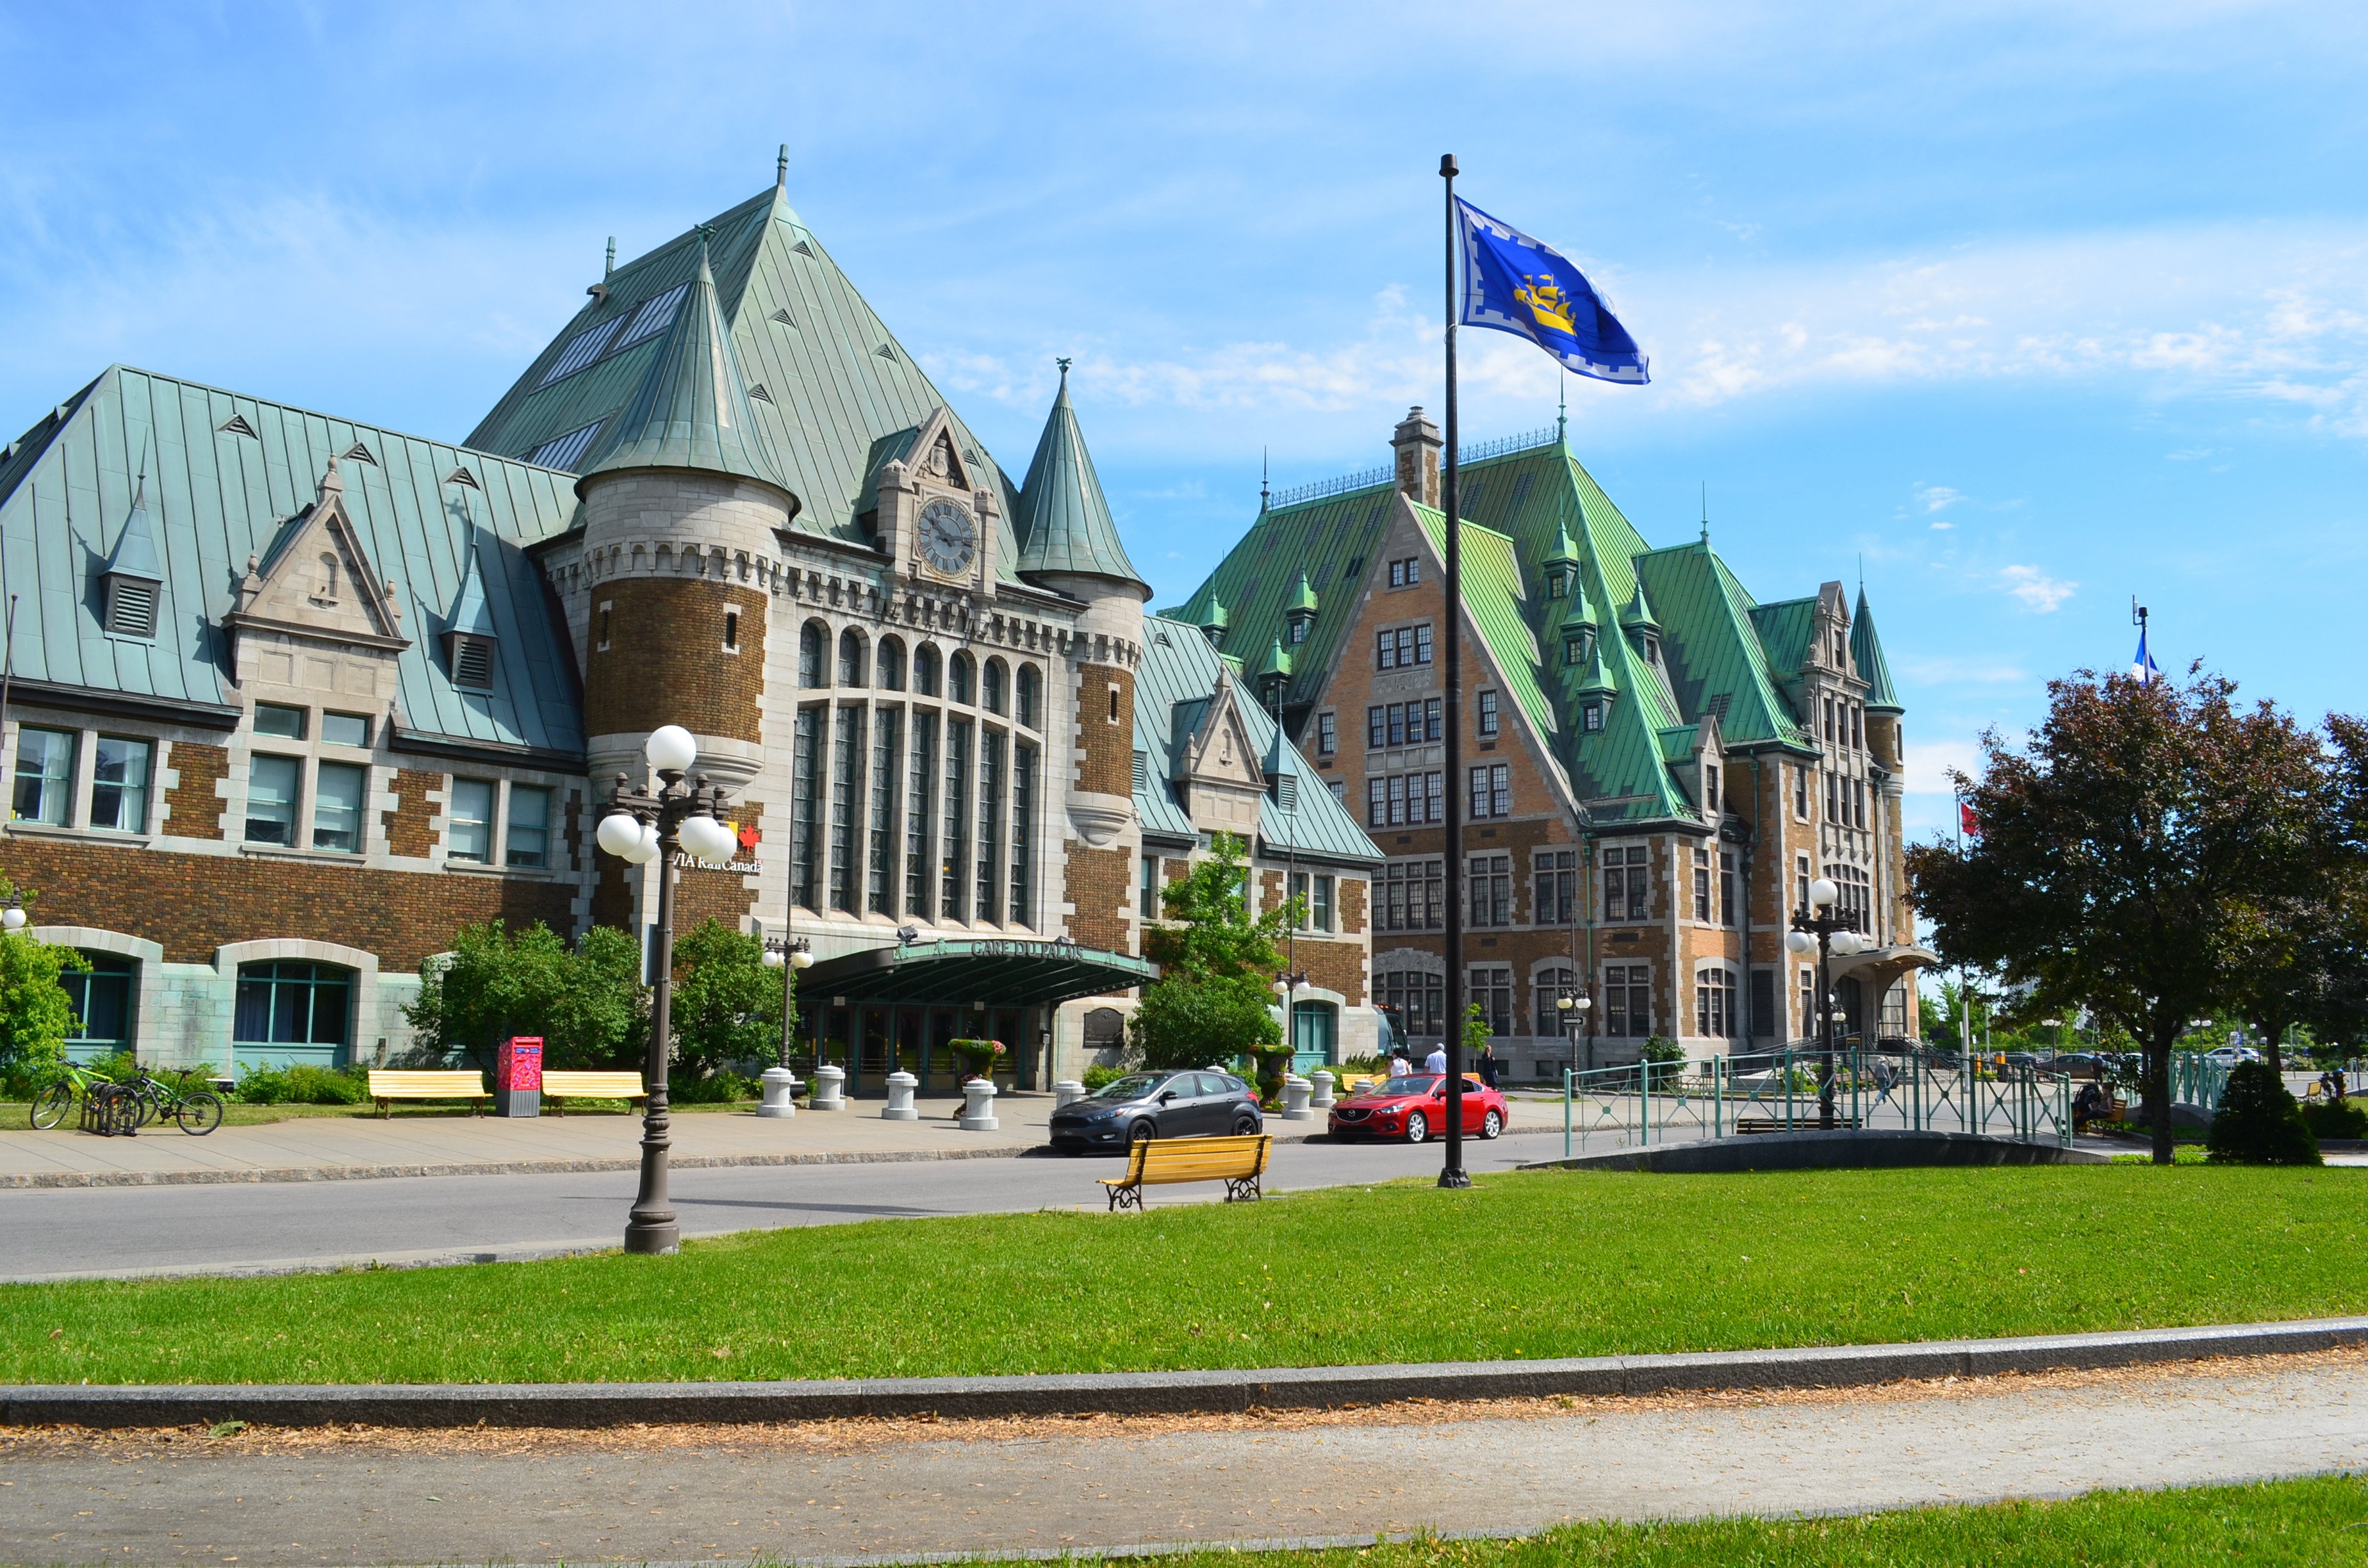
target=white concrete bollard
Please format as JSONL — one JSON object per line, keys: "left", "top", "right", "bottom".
{"left": 960, "top": 1077, "right": 1000, "bottom": 1131}
{"left": 757, "top": 1066, "right": 801, "bottom": 1119}
{"left": 811, "top": 1063, "right": 846, "bottom": 1110}
{"left": 882, "top": 1071, "right": 919, "bottom": 1121}
{"left": 1053, "top": 1079, "right": 1086, "bottom": 1110}
{"left": 1282, "top": 1074, "right": 1315, "bottom": 1121}
{"left": 1309, "top": 1070, "right": 1336, "bottom": 1111}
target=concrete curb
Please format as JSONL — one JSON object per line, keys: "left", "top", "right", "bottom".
{"left": 8, "top": 1316, "right": 2364, "bottom": 1430}
{"left": 0, "top": 1123, "right": 1566, "bottom": 1190}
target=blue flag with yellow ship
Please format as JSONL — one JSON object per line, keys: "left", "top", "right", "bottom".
{"left": 1456, "top": 199, "right": 1647, "bottom": 384}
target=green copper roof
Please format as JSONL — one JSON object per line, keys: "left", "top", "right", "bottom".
{"left": 445, "top": 527, "right": 498, "bottom": 637}
{"left": 1254, "top": 636, "right": 1293, "bottom": 683}
{"left": 1853, "top": 587, "right": 1903, "bottom": 712}
{"left": 1620, "top": 577, "right": 1659, "bottom": 630}
{"left": 1558, "top": 578, "right": 1596, "bottom": 632}
{"left": 577, "top": 243, "right": 789, "bottom": 495}
{"left": 103, "top": 475, "right": 164, "bottom": 581}
{"left": 1543, "top": 516, "right": 1581, "bottom": 567}
{"left": 1575, "top": 638, "right": 1618, "bottom": 696}
{"left": 1284, "top": 569, "right": 1319, "bottom": 614}
{"left": 1014, "top": 366, "right": 1145, "bottom": 589}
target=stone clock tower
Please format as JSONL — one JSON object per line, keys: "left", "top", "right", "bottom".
{"left": 872, "top": 407, "right": 1001, "bottom": 600}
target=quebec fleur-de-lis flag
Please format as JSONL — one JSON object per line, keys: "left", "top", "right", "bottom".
{"left": 1456, "top": 198, "right": 1647, "bottom": 384}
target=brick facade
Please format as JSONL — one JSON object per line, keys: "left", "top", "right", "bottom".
{"left": 1065, "top": 844, "right": 1132, "bottom": 954}
{"left": 382, "top": 769, "right": 441, "bottom": 860}
{"left": 161, "top": 741, "right": 229, "bottom": 841}
{"left": 584, "top": 575, "right": 768, "bottom": 744}
{"left": 1072, "top": 662, "right": 1136, "bottom": 797}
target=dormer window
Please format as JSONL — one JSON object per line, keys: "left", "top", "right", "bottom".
{"left": 1287, "top": 616, "right": 1309, "bottom": 646}
{"left": 448, "top": 633, "right": 495, "bottom": 692}
{"left": 1583, "top": 702, "right": 1604, "bottom": 732}
{"left": 1565, "top": 634, "right": 1584, "bottom": 665}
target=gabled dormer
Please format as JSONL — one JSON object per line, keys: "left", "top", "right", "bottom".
{"left": 1620, "top": 576, "right": 1661, "bottom": 667}
{"left": 1557, "top": 580, "right": 1597, "bottom": 669}
{"left": 1253, "top": 635, "right": 1292, "bottom": 708}
{"left": 1540, "top": 517, "right": 1582, "bottom": 602}
{"left": 443, "top": 530, "right": 500, "bottom": 694}
{"left": 1574, "top": 635, "right": 1619, "bottom": 735}
{"left": 223, "top": 458, "right": 411, "bottom": 691}
{"left": 875, "top": 401, "right": 1000, "bottom": 596}
{"left": 1174, "top": 666, "right": 1267, "bottom": 838}
{"left": 99, "top": 475, "right": 165, "bottom": 640}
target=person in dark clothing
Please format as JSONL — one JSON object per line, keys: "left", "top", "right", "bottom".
{"left": 1476, "top": 1043, "right": 1501, "bottom": 1088}
{"left": 2073, "top": 1080, "right": 2106, "bottom": 1132}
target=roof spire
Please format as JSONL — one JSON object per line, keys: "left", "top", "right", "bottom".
{"left": 1013, "top": 370, "right": 1147, "bottom": 592}
{"left": 1556, "top": 373, "right": 1568, "bottom": 445}
{"left": 604, "top": 236, "right": 615, "bottom": 281}
{"left": 575, "top": 233, "right": 791, "bottom": 498}
{"left": 1699, "top": 481, "right": 1709, "bottom": 545}
{"left": 1057, "top": 356, "right": 1072, "bottom": 391}
{"left": 777, "top": 143, "right": 789, "bottom": 188}
{"left": 1260, "top": 447, "right": 1270, "bottom": 513}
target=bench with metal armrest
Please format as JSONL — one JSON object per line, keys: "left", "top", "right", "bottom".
{"left": 1099, "top": 1133, "right": 1270, "bottom": 1211}
{"left": 539, "top": 1070, "right": 650, "bottom": 1115}
{"left": 365, "top": 1070, "right": 488, "bottom": 1118}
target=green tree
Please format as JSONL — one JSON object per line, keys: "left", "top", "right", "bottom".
{"left": 404, "top": 920, "right": 647, "bottom": 1070}
{"left": 669, "top": 919, "right": 790, "bottom": 1074}
{"left": 0, "top": 879, "right": 85, "bottom": 1085}
{"left": 1908, "top": 668, "right": 2328, "bottom": 1164}
{"left": 2205, "top": 1061, "right": 2321, "bottom": 1166}
{"left": 1131, "top": 832, "right": 1294, "bottom": 1071}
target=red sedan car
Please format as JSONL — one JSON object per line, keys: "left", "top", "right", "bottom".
{"left": 1327, "top": 1074, "right": 1508, "bottom": 1143}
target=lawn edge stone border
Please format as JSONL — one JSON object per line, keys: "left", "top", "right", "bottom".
{"left": 8, "top": 1316, "right": 2365, "bottom": 1430}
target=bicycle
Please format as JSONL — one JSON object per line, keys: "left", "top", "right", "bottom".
{"left": 123, "top": 1068, "right": 225, "bottom": 1136}
{"left": 28, "top": 1059, "right": 107, "bottom": 1131}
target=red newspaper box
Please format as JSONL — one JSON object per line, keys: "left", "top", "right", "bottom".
{"left": 494, "top": 1035, "right": 543, "bottom": 1117}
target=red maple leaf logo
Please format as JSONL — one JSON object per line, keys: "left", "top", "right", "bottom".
{"left": 737, "top": 821, "right": 761, "bottom": 854}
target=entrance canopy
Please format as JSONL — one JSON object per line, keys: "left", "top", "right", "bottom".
{"left": 798, "top": 936, "right": 1156, "bottom": 1008}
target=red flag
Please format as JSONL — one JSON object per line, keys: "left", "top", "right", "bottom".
{"left": 1960, "top": 802, "right": 1981, "bottom": 838}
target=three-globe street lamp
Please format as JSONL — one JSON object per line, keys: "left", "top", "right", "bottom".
{"left": 595, "top": 724, "right": 743, "bottom": 1255}
{"left": 1785, "top": 878, "right": 1878, "bottom": 1129}
{"left": 1554, "top": 986, "right": 1593, "bottom": 1073}
{"left": 760, "top": 935, "right": 814, "bottom": 1070}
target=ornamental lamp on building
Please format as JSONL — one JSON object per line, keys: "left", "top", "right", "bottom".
{"left": 1, "top": 893, "right": 26, "bottom": 931}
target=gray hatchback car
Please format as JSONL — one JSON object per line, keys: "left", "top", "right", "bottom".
{"left": 1049, "top": 1070, "right": 1262, "bottom": 1154}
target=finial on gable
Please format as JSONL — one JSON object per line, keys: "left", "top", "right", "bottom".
{"left": 605, "top": 236, "right": 615, "bottom": 281}
{"left": 1698, "top": 480, "right": 1708, "bottom": 545}
{"left": 777, "top": 143, "right": 789, "bottom": 188}
{"left": 320, "top": 456, "right": 344, "bottom": 500}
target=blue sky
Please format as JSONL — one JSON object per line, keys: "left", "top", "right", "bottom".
{"left": 3, "top": 2, "right": 2362, "bottom": 845}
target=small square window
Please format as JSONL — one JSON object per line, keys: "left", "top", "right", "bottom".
{"left": 254, "top": 703, "right": 308, "bottom": 740}
{"left": 507, "top": 785, "right": 553, "bottom": 868}
{"left": 322, "top": 712, "right": 372, "bottom": 749}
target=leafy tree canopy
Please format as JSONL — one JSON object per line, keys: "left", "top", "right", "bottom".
{"left": 1132, "top": 832, "right": 1294, "bottom": 1070}
{"left": 0, "top": 878, "right": 84, "bottom": 1083}
{"left": 403, "top": 920, "right": 646, "bottom": 1070}
{"left": 670, "top": 919, "right": 791, "bottom": 1074}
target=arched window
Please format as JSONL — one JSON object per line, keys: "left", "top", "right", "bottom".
{"left": 61, "top": 952, "right": 136, "bottom": 1058}
{"left": 950, "top": 651, "right": 975, "bottom": 705}
{"left": 876, "top": 635, "right": 906, "bottom": 692}
{"left": 913, "top": 643, "right": 941, "bottom": 697}
{"left": 982, "top": 658, "right": 1008, "bottom": 715}
{"left": 838, "top": 628, "right": 867, "bottom": 687}
{"left": 233, "top": 961, "right": 353, "bottom": 1054}
{"left": 798, "top": 622, "right": 828, "bottom": 688}
{"left": 1016, "top": 664, "right": 1042, "bottom": 729}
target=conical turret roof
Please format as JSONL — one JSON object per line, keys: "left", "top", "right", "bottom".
{"left": 1620, "top": 576, "right": 1658, "bottom": 630}
{"left": 1852, "top": 587, "right": 1903, "bottom": 712}
{"left": 1542, "top": 516, "right": 1581, "bottom": 568}
{"left": 1014, "top": 364, "right": 1146, "bottom": 591}
{"left": 1254, "top": 635, "right": 1293, "bottom": 685}
{"left": 577, "top": 241, "right": 789, "bottom": 497}
{"left": 1575, "top": 637, "right": 1620, "bottom": 697}
{"left": 1284, "top": 569, "right": 1319, "bottom": 615}
{"left": 104, "top": 475, "right": 164, "bottom": 582}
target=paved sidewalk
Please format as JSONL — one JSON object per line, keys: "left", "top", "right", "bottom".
{"left": 6, "top": 1352, "right": 2360, "bottom": 1565}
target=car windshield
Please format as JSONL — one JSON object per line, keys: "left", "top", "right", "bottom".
{"left": 1087, "top": 1073, "right": 1170, "bottom": 1102}
{"left": 1370, "top": 1075, "right": 1441, "bottom": 1096}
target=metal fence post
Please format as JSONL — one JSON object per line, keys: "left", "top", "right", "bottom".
{"left": 1563, "top": 1068, "right": 1572, "bottom": 1160}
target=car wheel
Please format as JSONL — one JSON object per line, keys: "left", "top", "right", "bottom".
{"left": 1404, "top": 1111, "right": 1429, "bottom": 1144}
{"left": 1128, "top": 1119, "right": 1156, "bottom": 1144}
{"left": 1231, "top": 1113, "right": 1260, "bottom": 1136}
{"left": 1480, "top": 1109, "right": 1502, "bottom": 1140}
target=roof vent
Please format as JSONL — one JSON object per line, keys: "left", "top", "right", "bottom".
{"left": 448, "top": 632, "right": 496, "bottom": 692}
{"left": 1272, "top": 774, "right": 1299, "bottom": 811}
{"left": 340, "top": 441, "right": 378, "bottom": 466}
{"left": 1131, "top": 750, "right": 1148, "bottom": 794}
{"left": 1704, "top": 693, "right": 1731, "bottom": 721}
{"left": 769, "top": 308, "right": 795, "bottom": 327}
{"left": 792, "top": 240, "right": 817, "bottom": 258}
{"left": 875, "top": 344, "right": 897, "bottom": 361}
{"left": 218, "top": 414, "right": 258, "bottom": 439}
{"left": 445, "top": 466, "right": 482, "bottom": 491}
{"left": 748, "top": 383, "right": 774, "bottom": 404}
{"left": 104, "top": 577, "right": 158, "bottom": 640}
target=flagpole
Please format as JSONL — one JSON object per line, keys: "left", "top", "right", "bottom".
{"left": 1439, "top": 153, "right": 1470, "bottom": 1189}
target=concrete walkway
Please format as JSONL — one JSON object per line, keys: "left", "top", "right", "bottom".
{"left": 5, "top": 1352, "right": 2361, "bottom": 1565}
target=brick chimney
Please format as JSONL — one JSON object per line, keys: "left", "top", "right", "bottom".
{"left": 1392, "top": 407, "right": 1442, "bottom": 508}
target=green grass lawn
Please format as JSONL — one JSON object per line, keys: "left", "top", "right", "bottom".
{"left": 955, "top": 1477, "right": 2367, "bottom": 1568}
{"left": 3, "top": 1164, "right": 2362, "bottom": 1385}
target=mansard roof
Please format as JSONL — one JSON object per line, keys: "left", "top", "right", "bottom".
{"left": 1132, "top": 614, "right": 1381, "bottom": 864}
{"left": 577, "top": 242, "right": 790, "bottom": 496}
{"left": 0, "top": 365, "right": 585, "bottom": 755}
{"left": 1013, "top": 368, "right": 1146, "bottom": 589}
{"left": 466, "top": 179, "right": 1025, "bottom": 578}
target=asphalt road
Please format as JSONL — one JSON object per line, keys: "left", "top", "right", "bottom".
{"left": 0, "top": 1134, "right": 1550, "bottom": 1282}
{"left": 6, "top": 1353, "right": 2359, "bottom": 1565}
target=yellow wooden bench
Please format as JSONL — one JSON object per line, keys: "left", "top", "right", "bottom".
{"left": 541, "top": 1070, "right": 648, "bottom": 1115}
{"left": 365, "top": 1069, "right": 488, "bottom": 1118}
{"left": 1099, "top": 1133, "right": 1270, "bottom": 1211}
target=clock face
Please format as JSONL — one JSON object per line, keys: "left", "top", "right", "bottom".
{"left": 917, "top": 498, "right": 978, "bottom": 578}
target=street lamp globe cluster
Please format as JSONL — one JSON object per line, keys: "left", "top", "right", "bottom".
{"left": 1786, "top": 876, "right": 1877, "bottom": 1129}
{"left": 593, "top": 723, "right": 747, "bottom": 1255}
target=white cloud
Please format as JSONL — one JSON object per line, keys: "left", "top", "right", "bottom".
{"left": 1904, "top": 735, "right": 1987, "bottom": 798}
{"left": 1914, "top": 484, "right": 1964, "bottom": 513}
{"left": 1999, "top": 564, "right": 2078, "bottom": 612}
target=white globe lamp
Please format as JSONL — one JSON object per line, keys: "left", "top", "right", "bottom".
{"left": 596, "top": 812, "right": 645, "bottom": 859}
{"left": 645, "top": 724, "right": 698, "bottom": 774}
{"left": 790, "top": 946, "right": 813, "bottom": 970}
{"left": 1, "top": 898, "right": 24, "bottom": 932}
{"left": 1809, "top": 877, "right": 1839, "bottom": 910}
{"left": 627, "top": 822, "right": 662, "bottom": 864}
{"left": 1784, "top": 929, "right": 1815, "bottom": 955}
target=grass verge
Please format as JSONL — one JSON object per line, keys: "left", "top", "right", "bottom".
{"left": 4, "top": 1164, "right": 2363, "bottom": 1385}
{"left": 951, "top": 1476, "right": 2366, "bottom": 1567}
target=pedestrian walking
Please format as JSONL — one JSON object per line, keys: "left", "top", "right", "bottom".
{"left": 1476, "top": 1042, "right": 1501, "bottom": 1088}
{"left": 1424, "top": 1041, "right": 1447, "bottom": 1075}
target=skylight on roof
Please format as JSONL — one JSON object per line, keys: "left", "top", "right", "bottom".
{"left": 613, "top": 283, "right": 688, "bottom": 352}
{"left": 527, "top": 420, "right": 604, "bottom": 472}
{"left": 538, "top": 318, "right": 621, "bottom": 387}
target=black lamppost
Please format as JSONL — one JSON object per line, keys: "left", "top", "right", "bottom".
{"left": 1554, "top": 985, "right": 1591, "bottom": 1072}
{"left": 760, "top": 934, "right": 813, "bottom": 1068}
{"left": 595, "top": 724, "right": 743, "bottom": 1255}
{"left": 1786, "top": 876, "right": 1875, "bottom": 1129}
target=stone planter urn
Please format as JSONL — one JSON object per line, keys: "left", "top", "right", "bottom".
{"left": 1282, "top": 1074, "right": 1314, "bottom": 1121}
{"left": 960, "top": 1077, "right": 1000, "bottom": 1131}
{"left": 811, "top": 1063, "right": 846, "bottom": 1110}
{"left": 758, "top": 1066, "right": 801, "bottom": 1119}
{"left": 882, "top": 1070, "right": 919, "bottom": 1121}
{"left": 1053, "top": 1079, "right": 1086, "bottom": 1109}
{"left": 1309, "top": 1070, "right": 1336, "bottom": 1111}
